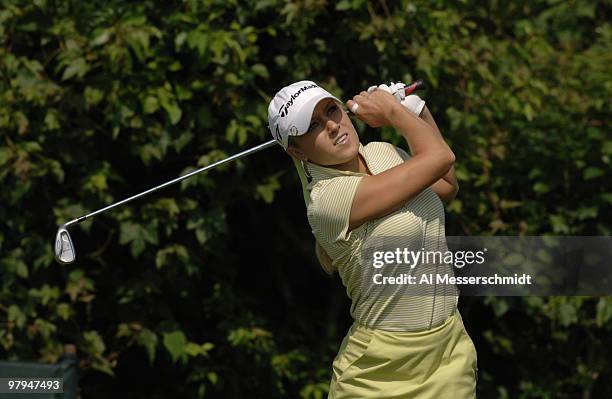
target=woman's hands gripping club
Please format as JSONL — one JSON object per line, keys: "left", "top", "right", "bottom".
{"left": 347, "top": 82, "right": 426, "bottom": 128}
{"left": 346, "top": 89, "right": 399, "bottom": 128}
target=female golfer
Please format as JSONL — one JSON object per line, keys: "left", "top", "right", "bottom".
{"left": 268, "top": 80, "right": 477, "bottom": 398}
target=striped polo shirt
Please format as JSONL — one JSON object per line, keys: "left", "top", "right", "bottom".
{"left": 305, "top": 141, "right": 459, "bottom": 332}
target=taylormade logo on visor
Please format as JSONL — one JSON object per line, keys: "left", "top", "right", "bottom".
{"left": 278, "top": 83, "right": 319, "bottom": 117}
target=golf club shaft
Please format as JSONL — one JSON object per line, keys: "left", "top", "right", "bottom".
{"left": 63, "top": 139, "right": 278, "bottom": 228}
{"left": 62, "top": 79, "right": 425, "bottom": 228}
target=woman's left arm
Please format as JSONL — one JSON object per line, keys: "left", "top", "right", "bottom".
{"left": 419, "top": 106, "right": 459, "bottom": 203}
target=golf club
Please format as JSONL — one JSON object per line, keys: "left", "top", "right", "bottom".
{"left": 54, "top": 80, "right": 425, "bottom": 264}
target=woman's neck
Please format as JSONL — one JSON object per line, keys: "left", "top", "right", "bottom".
{"left": 329, "top": 153, "right": 371, "bottom": 175}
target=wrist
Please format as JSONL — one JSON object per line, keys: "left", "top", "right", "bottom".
{"left": 385, "top": 102, "right": 411, "bottom": 127}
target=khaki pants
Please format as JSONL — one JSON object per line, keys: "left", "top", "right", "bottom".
{"left": 329, "top": 309, "right": 478, "bottom": 398}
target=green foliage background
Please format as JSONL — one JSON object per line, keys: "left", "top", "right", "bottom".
{"left": 1, "top": 0, "right": 611, "bottom": 397}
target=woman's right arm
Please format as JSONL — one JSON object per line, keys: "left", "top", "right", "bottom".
{"left": 346, "top": 91, "right": 455, "bottom": 231}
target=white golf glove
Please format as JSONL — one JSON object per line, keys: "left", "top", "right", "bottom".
{"left": 367, "top": 81, "right": 425, "bottom": 116}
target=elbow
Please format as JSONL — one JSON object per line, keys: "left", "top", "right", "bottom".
{"left": 439, "top": 183, "right": 459, "bottom": 204}
{"left": 436, "top": 148, "right": 455, "bottom": 174}
{"left": 448, "top": 184, "right": 459, "bottom": 202}
{"left": 446, "top": 150, "right": 456, "bottom": 169}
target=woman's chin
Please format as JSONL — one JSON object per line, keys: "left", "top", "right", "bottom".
{"left": 312, "top": 141, "right": 360, "bottom": 167}
{"left": 342, "top": 141, "right": 360, "bottom": 158}
{"left": 332, "top": 146, "right": 359, "bottom": 165}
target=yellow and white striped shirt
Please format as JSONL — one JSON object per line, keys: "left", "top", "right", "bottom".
{"left": 305, "top": 141, "right": 458, "bottom": 332}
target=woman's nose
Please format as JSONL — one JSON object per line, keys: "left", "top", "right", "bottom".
{"left": 326, "top": 119, "right": 340, "bottom": 135}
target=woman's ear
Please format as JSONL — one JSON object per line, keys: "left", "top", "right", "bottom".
{"left": 286, "top": 145, "right": 308, "bottom": 161}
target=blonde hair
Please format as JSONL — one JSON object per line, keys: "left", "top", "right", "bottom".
{"left": 315, "top": 240, "right": 335, "bottom": 275}
{"left": 287, "top": 145, "right": 336, "bottom": 275}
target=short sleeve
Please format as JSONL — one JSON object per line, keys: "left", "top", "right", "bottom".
{"left": 395, "top": 145, "right": 411, "bottom": 161}
{"left": 307, "top": 176, "right": 364, "bottom": 245}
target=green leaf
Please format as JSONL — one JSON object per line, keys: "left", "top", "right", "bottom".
{"left": 185, "top": 342, "right": 200, "bottom": 357}
{"left": 174, "top": 132, "right": 193, "bottom": 153}
{"left": 575, "top": 206, "right": 597, "bottom": 220}
{"left": 84, "top": 330, "right": 106, "bottom": 355}
{"left": 92, "top": 29, "right": 111, "bottom": 46}
{"left": 186, "top": 30, "right": 209, "bottom": 56}
{"left": 255, "top": 174, "right": 281, "bottom": 203}
{"left": 455, "top": 167, "right": 469, "bottom": 181}
{"left": 16, "top": 261, "right": 28, "bottom": 278}
{"left": 131, "top": 239, "right": 145, "bottom": 258}
{"left": 44, "top": 110, "right": 61, "bottom": 130}
{"left": 533, "top": 182, "right": 549, "bottom": 193}
{"left": 89, "top": 173, "right": 108, "bottom": 192}
{"left": 163, "top": 331, "right": 187, "bottom": 363}
{"left": 33, "top": 318, "right": 57, "bottom": 339}
{"left": 549, "top": 214, "right": 570, "bottom": 234}
{"left": 274, "top": 55, "right": 287, "bottom": 66}
{"left": 62, "top": 58, "right": 89, "bottom": 81}
{"left": 583, "top": 167, "right": 604, "bottom": 180}
{"left": 207, "top": 371, "right": 218, "bottom": 385}
{"left": 601, "top": 193, "right": 612, "bottom": 205}
{"left": 557, "top": 302, "right": 577, "bottom": 327}
{"left": 143, "top": 225, "right": 158, "bottom": 244}
{"left": 166, "top": 104, "right": 182, "bottom": 124}
{"left": 136, "top": 329, "right": 158, "bottom": 364}
{"left": 336, "top": 0, "right": 351, "bottom": 10}
{"left": 251, "top": 63, "right": 269, "bottom": 78}
{"left": 523, "top": 103, "right": 534, "bottom": 121}
{"left": 185, "top": 341, "right": 214, "bottom": 357}
{"left": 175, "top": 31, "right": 187, "bottom": 49}
{"left": 156, "top": 87, "right": 182, "bottom": 124}
{"left": 119, "top": 222, "right": 150, "bottom": 257}
{"left": 39, "top": 284, "right": 60, "bottom": 305}
{"left": 499, "top": 200, "right": 522, "bottom": 209}
{"left": 119, "top": 222, "right": 140, "bottom": 245}
{"left": 155, "top": 245, "right": 188, "bottom": 269}
{"left": 56, "top": 303, "right": 71, "bottom": 320}
{"left": 84, "top": 86, "right": 104, "bottom": 106}
{"left": 0, "top": 148, "right": 13, "bottom": 165}
{"left": 596, "top": 298, "right": 612, "bottom": 327}
{"left": 8, "top": 305, "right": 26, "bottom": 328}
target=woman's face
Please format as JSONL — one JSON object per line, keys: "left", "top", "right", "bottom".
{"left": 287, "top": 98, "right": 360, "bottom": 168}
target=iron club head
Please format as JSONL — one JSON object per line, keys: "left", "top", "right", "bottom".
{"left": 54, "top": 225, "right": 76, "bottom": 264}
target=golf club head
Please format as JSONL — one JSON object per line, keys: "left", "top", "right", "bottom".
{"left": 54, "top": 226, "right": 76, "bottom": 264}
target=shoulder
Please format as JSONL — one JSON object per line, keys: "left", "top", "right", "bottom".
{"left": 306, "top": 175, "right": 364, "bottom": 242}
{"left": 307, "top": 176, "right": 363, "bottom": 217}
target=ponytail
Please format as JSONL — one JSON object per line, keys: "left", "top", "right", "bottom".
{"left": 315, "top": 240, "right": 335, "bottom": 275}
{"left": 291, "top": 156, "right": 336, "bottom": 274}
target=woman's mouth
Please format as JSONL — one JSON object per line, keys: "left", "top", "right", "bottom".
{"left": 334, "top": 133, "right": 348, "bottom": 146}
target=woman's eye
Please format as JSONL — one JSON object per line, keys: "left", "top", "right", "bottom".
{"left": 328, "top": 105, "right": 338, "bottom": 114}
